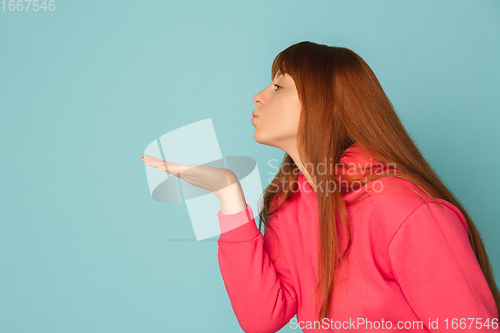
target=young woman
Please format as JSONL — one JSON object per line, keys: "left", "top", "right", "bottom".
{"left": 142, "top": 41, "right": 500, "bottom": 332}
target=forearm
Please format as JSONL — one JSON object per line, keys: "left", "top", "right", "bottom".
{"left": 216, "top": 204, "right": 298, "bottom": 332}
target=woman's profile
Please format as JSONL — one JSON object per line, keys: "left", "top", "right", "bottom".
{"left": 142, "top": 41, "right": 500, "bottom": 332}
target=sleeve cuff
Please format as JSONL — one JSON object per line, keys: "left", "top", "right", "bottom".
{"left": 217, "top": 204, "right": 261, "bottom": 242}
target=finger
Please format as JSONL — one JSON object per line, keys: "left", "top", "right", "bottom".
{"left": 141, "top": 156, "right": 175, "bottom": 173}
{"left": 158, "top": 160, "right": 184, "bottom": 176}
{"left": 141, "top": 155, "right": 155, "bottom": 164}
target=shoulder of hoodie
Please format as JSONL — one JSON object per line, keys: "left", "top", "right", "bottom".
{"left": 345, "top": 175, "right": 465, "bottom": 237}
{"left": 271, "top": 175, "right": 466, "bottom": 238}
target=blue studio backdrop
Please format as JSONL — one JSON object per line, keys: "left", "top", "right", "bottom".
{"left": 1, "top": 1, "right": 499, "bottom": 332}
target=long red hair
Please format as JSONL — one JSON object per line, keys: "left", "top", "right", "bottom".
{"left": 257, "top": 41, "right": 500, "bottom": 322}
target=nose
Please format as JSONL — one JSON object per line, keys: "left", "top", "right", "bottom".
{"left": 253, "top": 92, "right": 261, "bottom": 106}
{"left": 253, "top": 87, "right": 266, "bottom": 106}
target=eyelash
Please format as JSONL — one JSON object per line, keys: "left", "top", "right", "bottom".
{"left": 274, "top": 84, "right": 282, "bottom": 91}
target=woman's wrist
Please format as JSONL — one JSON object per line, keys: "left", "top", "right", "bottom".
{"left": 217, "top": 183, "right": 247, "bottom": 215}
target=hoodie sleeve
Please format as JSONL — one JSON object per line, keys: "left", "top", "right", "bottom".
{"left": 389, "top": 202, "right": 499, "bottom": 332}
{"left": 217, "top": 204, "right": 298, "bottom": 333}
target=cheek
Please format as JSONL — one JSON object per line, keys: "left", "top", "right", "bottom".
{"left": 278, "top": 101, "right": 301, "bottom": 130}
{"left": 261, "top": 107, "right": 300, "bottom": 138}
{"left": 269, "top": 98, "right": 301, "bottom": 123}
{"left": 257, "top": 95, "right": 301, "bottom": 133}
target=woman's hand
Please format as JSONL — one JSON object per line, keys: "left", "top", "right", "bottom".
{"left": 141, "top": 155, "right": 242, "bottom": 199}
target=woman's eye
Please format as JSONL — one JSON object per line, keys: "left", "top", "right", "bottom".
{"left": 274, "top": 84, "right": 282, "bottom": 91}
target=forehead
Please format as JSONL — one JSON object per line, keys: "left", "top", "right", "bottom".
{"left": 273, "top": 70, "right": 286, "bottom": 81}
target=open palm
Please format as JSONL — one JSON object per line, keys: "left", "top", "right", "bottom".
{"left": 141, "top": 155, "right": 241, "bottom": 198}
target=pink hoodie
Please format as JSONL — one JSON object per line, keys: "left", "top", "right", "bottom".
{"left": 217, "top": 144, "right": 499, "bottom": 332}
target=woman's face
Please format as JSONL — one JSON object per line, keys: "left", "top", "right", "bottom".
{"left": 252, "top": 71, "right": 302, "bottom": 151}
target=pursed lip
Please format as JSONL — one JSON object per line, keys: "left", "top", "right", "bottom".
{"left": 252, "top": 109, "right": 258, "bottom": 117}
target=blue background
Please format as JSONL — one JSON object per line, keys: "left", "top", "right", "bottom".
{"left": 1, "top": 0, "right": 499, "bottom": 332}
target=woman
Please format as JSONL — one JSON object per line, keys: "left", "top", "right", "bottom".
{"left": 142, "top": 41, "right": 499, "bottom": 332}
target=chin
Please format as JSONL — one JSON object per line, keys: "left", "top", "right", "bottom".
{"left": 254, "top": 131, "right": 267, "bottom": 145}
{"left": 254, "top": 132, "right": 275, "bottom": 148}
{"left": 253, "top": 132, "right": 263, "bottom": 144}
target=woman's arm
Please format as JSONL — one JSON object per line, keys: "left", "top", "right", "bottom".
{"left": 218, "top": 181, "right": 247, "bottom": 215}
{"left": 217, "top": 189, "right": 297, "bottom": 332}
